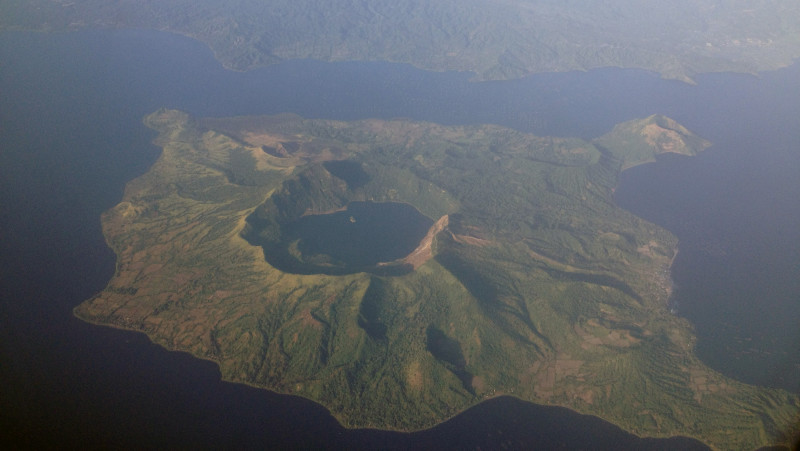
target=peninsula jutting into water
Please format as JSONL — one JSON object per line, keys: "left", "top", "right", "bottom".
{"left": 74, "top": 108, "right": 799, "bottom": 450}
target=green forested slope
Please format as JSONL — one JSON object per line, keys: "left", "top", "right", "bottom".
{"left": 74, "top": 109, "right": 800, "bottom": 450}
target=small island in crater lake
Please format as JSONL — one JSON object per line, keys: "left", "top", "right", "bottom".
{"left": 75, "top": 109, "right": 799, "bottom": 450}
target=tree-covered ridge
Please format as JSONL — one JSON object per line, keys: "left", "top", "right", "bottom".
{"left": 74, "top": 109, "right": 799, "bottom": 450}
{"left": 3, "top": 0, "right": 800, "bottom": 81}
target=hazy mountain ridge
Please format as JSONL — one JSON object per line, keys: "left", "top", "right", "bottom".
{"left": 74, "top": 109, "right": 800, "bottom": 450}
{"left": 3, "top": 0, "right": 800, "bottom": 81}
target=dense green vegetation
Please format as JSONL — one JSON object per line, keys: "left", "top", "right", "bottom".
{"left": 3, "top": 0, "right": 800, "bottom": 81}
{"left": 74, "top": 109, "right": 799, "bottom": 450}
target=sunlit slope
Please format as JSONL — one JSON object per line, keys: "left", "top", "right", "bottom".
{"left": 75, "top": 109, "right": 799, "bottom": 450}
{"left": 596, "top": 114, "right": 713, "bottom": 169}
{"left": 4, "top": 0, "right": 800, "bottom": 81}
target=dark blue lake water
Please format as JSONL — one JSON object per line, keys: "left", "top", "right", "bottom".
{"left": 257, "top": 201, "right": 433, "bottom": 275}
{"left": 1, "top": 29, "right": 798, "bottom": 449}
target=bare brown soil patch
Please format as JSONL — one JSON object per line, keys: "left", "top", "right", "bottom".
{"left": 471, "top": 375, "right": 487, "bottom": 393}
{"left": 298, "top": 307, "right": 323, "bottom": 329}
{"left": 642, "top": 123, "right": 688, "bottom": 155}
{"left": 532, "top": 357, "right": 585, "bottom": 399}
{"left": 683, "top": 365, "right": 734, "bottom": 403}
{"left": 406, "top": 361, "right": 423, "bottom": 392}
{"left": 636, "top": 240, "right": 667, "bottom": 260}
{"left": 574, "top": 319, "right": 641, "bottom": 349}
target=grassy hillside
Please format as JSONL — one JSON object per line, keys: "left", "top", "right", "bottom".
{"left": 74, "top": 109, "right": 799, "bottom": 450}
{"left": 596, "top": 114, "right": 713, "bottom": 169}
{"left": 3, "top": 0, "right": 800, "bottom": 81}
